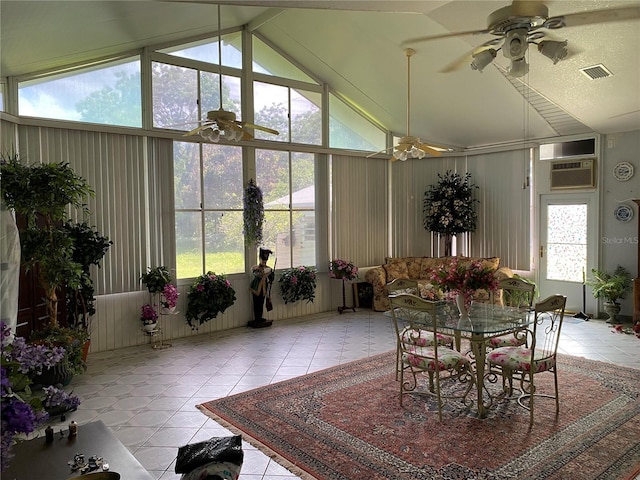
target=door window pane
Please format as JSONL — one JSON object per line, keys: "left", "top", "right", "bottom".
{"left": 175, "top": 211, "right": 202, "bottom": 280}
{"left": 547, "top": 204, "right": 587, "bottom": 282}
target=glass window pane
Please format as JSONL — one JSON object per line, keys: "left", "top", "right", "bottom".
{"left": 204, "top": 211, "right": 244, "bottom": 274}
{"left": 202, "top": 144, "right": 242, "bottom": 209}
{"left": 152, "top": 62, "right": 198, "bottom": 128}
{"left": 264, "top": 211, "right": 292, "bottom": 269}
{"left": 176, "top": 211, "right": 202, "bottom": 279}
{"left": 291, "top": 89, "right": 321, "bottom": 145}
{"left": 252, "top": 36, "right": 316, "bottom": 83}
{"left": 0, "top": 83, "right": 4, "bottom": 111}
{"left": 257, "top": 149, "right": 290, "bottom": 209}
{"left": 19, "top": 58, "right": 141, "bottom": 127}
{"left": 291, "top": 152, "right": 315, "bottom": 208}
{"left": 254, "top": 82, "right": 289, "bottom": 142}
{"left": 547, "top": 204, "right": 587, "bottom": 282}
{"left": 158, "top": 32, "right": 242, "bottom": 68}
{"left": 200, "top": 72, "right": 241, "bottom": 118}
{"left": 174, "top": 142, "right": 201, "bottom": 210}
{"left": 292, "top": 211, "right": 316, "bottom": 267}
{"left": 329, "top": 93, "right": 386, "bottom": 151}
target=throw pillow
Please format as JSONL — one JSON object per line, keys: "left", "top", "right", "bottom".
{"left": 406, "top": 257, "right": 425, "bottom": 279}
{"left": 383, "top": 262, "right": 409, "bottom": 282}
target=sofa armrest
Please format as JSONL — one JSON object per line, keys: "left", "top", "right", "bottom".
{"left": 364, "top": 266, "right": 391, "bottom": 311}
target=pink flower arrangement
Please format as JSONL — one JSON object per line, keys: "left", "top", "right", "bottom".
{"left": 140, "top": 303, "right": 158, "bottom": 325}
{"left": 419, "top": 283, "right": 444, "bottom": 301}
{"left": 161, "top": 283, "right": 179, "bottom": 309}
{"left": 430, "top": 257, "right": 498, "bottom": 304}
{"left": 329, "top": 259, "right": 358, "bottom": 281}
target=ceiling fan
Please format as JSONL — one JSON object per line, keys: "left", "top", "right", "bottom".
{"left": 182, "top": 4, "right": 279, "bottom": 142}
{"left": 368, "top": 48, "right": 444, "bottom": 161}
{"left": 402, "top": 1, "right": 640, "bottom": 77}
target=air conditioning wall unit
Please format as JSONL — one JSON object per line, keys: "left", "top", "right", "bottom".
{"left": 550, "top": 158, "right": 596, "bottom": 189}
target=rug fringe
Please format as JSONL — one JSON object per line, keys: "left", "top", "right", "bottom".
{"left": 196, "top": 404, "right": 318, "bottom": 480}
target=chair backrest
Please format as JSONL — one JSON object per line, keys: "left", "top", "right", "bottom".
{"left": 530, "top": 294, "right": 566, "bottom": 361}
{"left": 389, "top": 293, "right": 440, "bottom": 344}
{"left": 387, "top": 278, "right": 419, "bottom": 296}
{"left": 498, "top": 277, "right": 536, "bottom": 309}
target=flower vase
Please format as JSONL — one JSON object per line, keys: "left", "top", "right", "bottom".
{"left": 455, "top": 293, "right": 471, "bottom": 318}
{"left": 143, "top": 322, "right": 157, "bottom": 332}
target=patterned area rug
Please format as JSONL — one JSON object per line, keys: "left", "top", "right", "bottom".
{"left": 198, "top": 352, "right": 640, "bottom": 480}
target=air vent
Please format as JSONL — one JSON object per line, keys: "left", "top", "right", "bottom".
{"left": 580, "top": 64, "right": 612, "bottom": 80}
{"left": 550, "top": 159, "right": 596, "bottom": 189}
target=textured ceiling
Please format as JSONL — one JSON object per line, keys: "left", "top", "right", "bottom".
{"left": 1, "top": 0, "right": 639, "bottom": 149}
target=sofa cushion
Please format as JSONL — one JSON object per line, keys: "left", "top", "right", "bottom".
{"left": 406, "top": 257, "right": 426, "bottom": 279}
{"left": 383, "top": 262, "right": 409, "bottom": 282}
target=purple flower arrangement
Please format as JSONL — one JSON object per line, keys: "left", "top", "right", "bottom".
{"left": 42, "top": 385, "right": 81, "bottom": 411}
{"left": 1, "top": 322, "right": 82, "bottom": 471}
{"left": 140, "top": 303, "right": 158, "bottom": 325}
{"left": 161, "top": 283, "right": 179, "bottom": 309}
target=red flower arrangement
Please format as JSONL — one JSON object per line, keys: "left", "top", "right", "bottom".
{"left": 430, "top": 257, "right": 498, "bottom": 306}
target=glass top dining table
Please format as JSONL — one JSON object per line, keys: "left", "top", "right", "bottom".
{"left": 386, "top": 301, "right": 534, "bottom": 418}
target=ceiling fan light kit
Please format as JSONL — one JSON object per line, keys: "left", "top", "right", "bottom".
{"left": 402, "top": 1, "right": 640, "bottom": 78}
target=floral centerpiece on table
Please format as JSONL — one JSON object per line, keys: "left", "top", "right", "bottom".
{"left": 1, "top": 322, "right": 61, "bottom": 471}
{"left": 329, "top": 259, "right": 358, "bottom": 281}
{"left": 185, "top": 272, "right": 236, "bottom": 329}
{"left": 140, "top": 303, "right": 158, "bottom": 325}
{"left": 279, "top": 266, "right": 317, "bottom": 304}
{"left": 430, "top": 257, "right": 498, "bottom": 308}
{"left": 419, "top": 283, "right": 445, "bottom": 302}
{"left": 161, "top": 283, "right": 180, "bottom": 311}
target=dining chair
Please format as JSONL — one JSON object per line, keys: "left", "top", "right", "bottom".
{"left": 390, "top": 294, "right": 474, "bottom": 421}
{"left": 486, "top": 294, "right": 567, "bottom": 427}
{"left": 487, "top": 277, "right": 536, "bottom": 349}
{"left": 388, "top": 279, "right": 454, "bottom": 379}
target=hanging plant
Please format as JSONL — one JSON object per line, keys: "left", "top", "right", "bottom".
{"left": 279, "top": 266, "right": 317, "bottom": 304}
{"left": 423, "top": 170, "right": 479, "bottom": 236}
{"left": 185, "top": 272, "right": 236, "bottom": 329}
{"left": 243, "top": 179, "right": 264, "bottom": 247}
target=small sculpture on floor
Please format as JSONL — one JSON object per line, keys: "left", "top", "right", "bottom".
{"left": 248, "top": 247, "right": 274, "bottom": 328}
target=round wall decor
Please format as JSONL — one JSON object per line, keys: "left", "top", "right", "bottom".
{"left": 613, "top": 161, "right": 634, "bottom": 181}
{"left": 614, "top": 204, "right": 633, "bottom": 222}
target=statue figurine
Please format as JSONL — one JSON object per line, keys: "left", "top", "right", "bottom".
{"left": 248, "top": 247, "right": 274, "bottom": 328}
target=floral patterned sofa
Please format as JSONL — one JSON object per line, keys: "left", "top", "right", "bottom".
{"left": 364, "top": 256, "right": 514, "bottom": 312}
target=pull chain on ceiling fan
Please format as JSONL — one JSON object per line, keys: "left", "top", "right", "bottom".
{"left": 182, "top": 4, "right": 278, "bottom": 142}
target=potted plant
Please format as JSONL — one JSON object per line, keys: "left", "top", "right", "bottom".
{"left": 161, "top": 283, "right": 180, "bottom": 313}
{"left": 185, "top": 272, "right": 236, "bottom": 329}
{"left": 0, "top": 153, "right": 94, "bottom": 326}
{"left": 586, "top": 265, "right": 632, "bottom": 323}
{"left": 29, "top": 324, "right": 90, "bottom": 377}
{"left": 141, "top": 266, "right": 172, "bottom": 293}
{"left": 279, "top": 266, "right": 317, "bottom": 304}
{"left": 423, "top": 171, "right": 479, "bottom": 256}
{"left": 42, "top": 385, "right": 81, "bottom": 417}
{"left": 329, "top": 259, "right": 359, "bottom": 281}
{"left": 140, "top": 304, "right": 158, "bottom": 331}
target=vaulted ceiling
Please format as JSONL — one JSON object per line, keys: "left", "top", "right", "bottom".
{"left": 2, "top": 1, "right": 639, "bottom": 150}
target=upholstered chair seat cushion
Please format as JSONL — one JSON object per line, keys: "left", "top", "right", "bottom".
{"left": 486, "top": 346, "right": 555, "bottom": 373}
{"left": 400, "top": 327, "right": 454, "bottom": 348}
{"left": 487, "top": 334, "right": 527, "bottom": 348}
{"left": 403, "top": 346, "right": 470, "bottom": 371}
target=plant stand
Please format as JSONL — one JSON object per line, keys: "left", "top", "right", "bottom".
{"left": 336, "top": 279, "right": 355, "bottom": 314}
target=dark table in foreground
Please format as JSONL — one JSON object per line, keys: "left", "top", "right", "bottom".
{"left": 3, "top": 420, "right": 154, "bottom": 480}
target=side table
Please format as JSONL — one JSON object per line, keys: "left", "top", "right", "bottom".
{"left": 336, "top": 278, "right": 355, "bottom": 314}
{"left": 2, "top": 420, "right": 154, "bottom": 479}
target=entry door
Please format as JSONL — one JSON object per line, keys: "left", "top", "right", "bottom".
{"left": 539, "top": 196, "right": 596, "bottom": 314}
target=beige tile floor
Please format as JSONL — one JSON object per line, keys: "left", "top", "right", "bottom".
{"left": 43, "top": 310, "right": 639, "bottom": 479}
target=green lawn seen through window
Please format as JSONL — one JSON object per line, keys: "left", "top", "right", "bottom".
{"left": 177, "top": 251, "right": 245, "bottom": 281}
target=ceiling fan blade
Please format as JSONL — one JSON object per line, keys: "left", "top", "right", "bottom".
{"left": 401, "top": 28, "right": 489, "bottom": 46}
{"left": 183, "top": 124, "right": 214, "bottom": 136}
{"left": 238, "top": 122, "right": 280, "bottom": 135}
{"left": 415, "top": 143, "right": 443, "bottom": 156}
{"left": 549, "top": 5, "right": 640, "bottom": 29}
{"left": 365, "top": 146, "right": 394, "bottom": 158}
